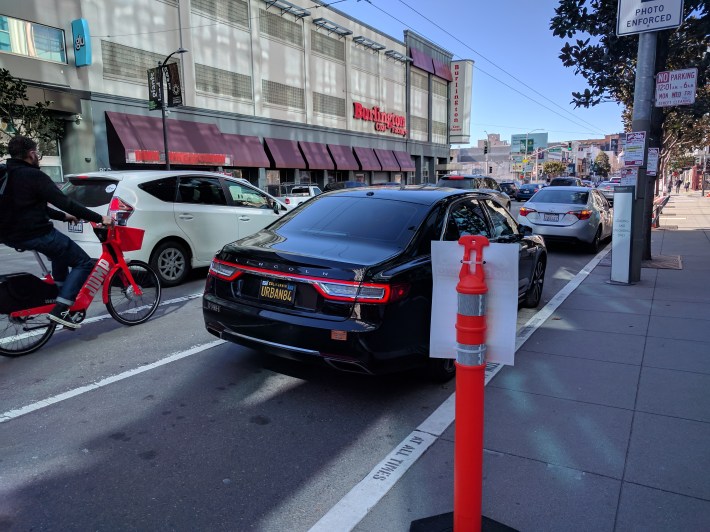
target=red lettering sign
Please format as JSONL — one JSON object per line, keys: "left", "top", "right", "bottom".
{"left": 352, "top": 102, "right": 407, "bottom": 137}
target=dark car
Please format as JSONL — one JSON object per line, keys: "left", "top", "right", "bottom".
{"left": 203, "top": 187, "right": 547, "bottom": 381}
{"left": 500, "top": 181, "right": 518, "bottom": 196}
{"left": 549, "top": 177, "right": 584, "bottom": 187}
{"left": 435, "top": 174, "right": 511, "bottom": 210}
{"left": 515, "top": 183, "right": 544, "bottom": 201}
{"left": 323, "top": 180, "right": 368, "bottom": 192}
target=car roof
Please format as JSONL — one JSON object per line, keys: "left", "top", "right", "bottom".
{"left": 535, "top": 185, "right": 590, "bottom": 192}
{"left": 324, "top": 185, "right": 494, "bottom": 206}
{"left": 64, "top": 170, "right": 243, "bottom": 182}
{"left": 439, "top": 174, "right": 486, "bottom": 179}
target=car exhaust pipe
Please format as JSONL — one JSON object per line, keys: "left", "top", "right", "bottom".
{"left": 323, "top": 357, "right": 373, "bottom": 375}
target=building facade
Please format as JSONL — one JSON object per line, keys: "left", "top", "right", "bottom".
{"left": 0, "top": 0, "right": 456, "bottom": 189}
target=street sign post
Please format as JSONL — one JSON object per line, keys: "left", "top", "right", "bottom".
{"left": 625, "top": 132, "right": 646, "bottom": 167}
{"left": 655, "top": 68, "right": 697, "bottom": 107}
{"left": 617, "top": 0, "right": 684, "bottom": 36}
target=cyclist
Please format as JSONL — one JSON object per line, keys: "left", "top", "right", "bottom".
{"left": 0, "top": 136, "right": 112, "bottom": 329}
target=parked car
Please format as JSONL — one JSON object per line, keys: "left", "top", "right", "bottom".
{"left": 499, "top": 181, "right": 518, "bottom": 197}
{"left": 278, "top": 184, "right": 322, "bottom": 210}
{"left": 517, "top": 185, "right": 613, "bottom": 252}
{"left": 54, "top": 170, "right": 287, "bottom": 286}
{"left": 515, "top": 183, "right": 544, "bottom": 201}
{"left": 323, "top": 180, "right": 368, "bottom": 192}
{"left": 597, "top": 177, "right": 622, "bottom": 203}
{"left": 549, "top": 177, "right": 584, "bottom": 187}
{"left": 581, "top": 180, "right": 594, "bottom": 188}
{"left": 435, "top": 174, "right": 511, "bottom": 210}
{"left": 203, "top": 186, "right": 547, "bottom": 381}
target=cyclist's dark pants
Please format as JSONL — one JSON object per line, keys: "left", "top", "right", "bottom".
{"left": 7, "top": 229, "right": 94, "bottom": 306}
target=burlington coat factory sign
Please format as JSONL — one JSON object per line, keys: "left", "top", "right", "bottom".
{"left": 352, "top": 103, "right": 407, "bottom": 137}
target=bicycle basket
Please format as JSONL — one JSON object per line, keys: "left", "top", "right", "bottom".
{"left": 114, "top": 226, "right": 145, "bottom": 251}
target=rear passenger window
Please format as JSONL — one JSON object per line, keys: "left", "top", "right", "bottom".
{"left": 443, "top": 199, "right": 491, "bottom": 241}
{"left": 177, "top": 176, "right": 227, "bottom": 205}
{"left": 225, "top": 181, "right": 271, "bottom": 209}
{"left": 482, "top": 199, "right": 518, "bottom": 239}
{"left": 62, "top": 179, "right": 119, "bottom": 207}
{"left": 138, "top": 177, "right": 177, "bottom": 202}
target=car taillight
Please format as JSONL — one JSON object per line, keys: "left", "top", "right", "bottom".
{"left": 314, "top": 281, "right": 393, "bottom": 303}
{"left": 109, "top": 196, "right": 134, "bottom": 226}
{"left": 208, "top": 259, "right": 243, "bottom": 281}
{"left": 519, "top": 206, "right": 536, "bottom": 217}
{"left": 569, "top": 209, "right": 592, "bottom": 220}
{"left": 284, "top": 198, "right": 291, "bottom": 204}
{"left": 447, "top": 175, "right": 464, "bottom": 180}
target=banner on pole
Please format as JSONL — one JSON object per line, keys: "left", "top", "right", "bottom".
{"left": 164, "top": 63, "right": 183, "bottom": 108}
{"left": 147, "top": 67, "right": 161, "bottom": 111}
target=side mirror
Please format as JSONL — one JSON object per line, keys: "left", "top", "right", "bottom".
{"left": 519, "top": 224, "right": 533, "bottom": 236}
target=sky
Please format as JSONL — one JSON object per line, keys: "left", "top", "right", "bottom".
{"left": 326, "top": 0, "right": 627, "bottom": 146}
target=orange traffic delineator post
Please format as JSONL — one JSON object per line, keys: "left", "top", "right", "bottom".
{"left": 454, "top": 235, "right": 489, "bottom": 532}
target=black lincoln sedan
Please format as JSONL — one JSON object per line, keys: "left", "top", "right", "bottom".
{"left": 203, "top": 187, "right": 547, "bottom": 381}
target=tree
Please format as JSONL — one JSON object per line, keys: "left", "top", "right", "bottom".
{"left": 550, "top": 0, "right": 709, "bottom": 163}
{"left": 543, "top": 160, "right": 567, "bottom": 177}
{"left": 594, "top": 151, "right": 611, "bottom": 177}
{"left": 0, "top": 68, "right": 64, "bottom": 158}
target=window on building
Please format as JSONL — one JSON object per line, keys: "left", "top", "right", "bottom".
{"left": 0, "top": 16, "right": 66, "bottom": 63}
{"left": 196, "top": 63, "right": 252, "bottom": 100}
{"left": 192, "top": 0, "right": 249, "bottom": 29}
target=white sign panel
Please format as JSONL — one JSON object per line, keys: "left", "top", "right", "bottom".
{"left": 625, "top": 131, "right": 646, "bottom": 166}
{"left": 647, "top": 147, "right": 659, "bottom": 176}
{"left": 620, "top": 167, "right": 638, "bottom": 187}
{"left": 617, "top": 0, "right": 684, "bottom": 36}
{"left": 449, "top": 60, "right": 473, "bottom": 145}
{"left": 655, "top": 68, "right": 697, "bottom": 107}
{"left": 430, "top": 241, "right": 518, "bottom": 365}
{"left": 611, "top": 187, "right": 635, "bottom": 283}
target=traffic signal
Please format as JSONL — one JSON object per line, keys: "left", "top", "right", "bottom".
{"left": 488, "top": 166, "right": 493, "bottom": 174}
{"left": 567, "top": 142, "right": 572, "bottom": 151}
{"left": 483, "top": 141, "right": 488, "bottom": 154}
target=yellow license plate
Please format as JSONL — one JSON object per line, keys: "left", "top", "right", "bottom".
{"left": 259, "top": 280, "right": 296, "bottom": 305}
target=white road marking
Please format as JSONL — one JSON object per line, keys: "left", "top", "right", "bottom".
{"left": 0, "top": 340, "right": 225, "bottom": 423}
{"left": 309, "top": 247, "right": 611, "bottom": 532}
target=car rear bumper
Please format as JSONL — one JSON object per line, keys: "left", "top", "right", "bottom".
{"left": 518, "top": 219, "right": 597, "bottom": 244}
{"left": 202, "top": 294, "right": 427, "bottom": 374}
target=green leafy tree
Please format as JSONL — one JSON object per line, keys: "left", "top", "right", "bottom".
{"left": 594, "top": 151, "right": 611, "bottom": 177}
{"left": 551, "top": 0, "right": 709, "bottom": 256}
{"left": 543, "top": 160, "right": 567, "bottom": 177}
{"left": 0, "top": 68, "right": 64, "bottom": 158}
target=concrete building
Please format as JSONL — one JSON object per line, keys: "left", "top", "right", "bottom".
{"left": 0, "top": 1, "right": 456, "bottom": 189}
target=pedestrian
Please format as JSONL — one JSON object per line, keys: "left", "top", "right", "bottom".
{"left": 675, "top": 177, "right": 682, "bottom": 194}
{"left": 0, "top": 136, "right": 113, "bottom": 328}
{"left": 684, "top": 181, "right": 690, "bottom": 193}
{"left": 665, "top": 180, "right": 672, "bottom": 195}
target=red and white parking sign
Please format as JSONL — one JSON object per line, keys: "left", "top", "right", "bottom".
{"left": 656, "top": 68, "right": 698, "bottom": 107}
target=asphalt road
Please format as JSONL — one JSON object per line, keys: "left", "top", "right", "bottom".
{"left": 0, "top": 216, "right": 604, "bottom": 530}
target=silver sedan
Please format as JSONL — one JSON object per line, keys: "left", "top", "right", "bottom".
{"left": 517, "top": 186, "right": 613, "bottom": 253}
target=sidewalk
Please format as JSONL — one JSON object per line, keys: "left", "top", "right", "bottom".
{"left": 357, "top": 192, "right": 710, "bottom": 531}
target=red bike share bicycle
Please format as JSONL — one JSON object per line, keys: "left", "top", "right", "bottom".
{"left": 0, "top": 223, "right": 161, "bottom": 357}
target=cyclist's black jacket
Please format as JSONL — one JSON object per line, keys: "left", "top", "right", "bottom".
{"left": 0, "top": 158, "right": 103, "bottom": 243}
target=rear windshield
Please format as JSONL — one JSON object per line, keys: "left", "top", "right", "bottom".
{"left": 521, "top": 184, "right": 538, "bottom": 190}
{"left": 533, "top": 190, "right": 588, "bottom": 205}
{"left": 61, "top": 179, "right": 118, "bottom": 207}
{"left": 290, "top": 186, "right": 314, "bottom": 196}
{"left": 273, "top": 196, "right": 427, "bottom": 249}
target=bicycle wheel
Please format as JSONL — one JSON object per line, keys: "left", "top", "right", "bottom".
{"left": 0, "top": 313, "right": 57, "bottom": 357}
{"left": 106, "top": 260, "right": 161, "bottom": 326}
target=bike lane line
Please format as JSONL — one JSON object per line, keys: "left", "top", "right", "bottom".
{"left": 309, "top": 246, "right": 611, "bottom": 531}
{"left": 0, "top": 340, "right": 225, "bottom": 423}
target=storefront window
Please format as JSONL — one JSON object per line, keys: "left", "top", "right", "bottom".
{"left": 0, "top": 16, "right": 66, "bottom": 63}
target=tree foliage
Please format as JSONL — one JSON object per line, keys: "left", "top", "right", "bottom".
{"left": 550, "top": 0, "right": 709, "bottom": 163}
{"left": 543, "top": 160, "right": 567, "bottom": 177}
{"left": 594, "top": 151, "right": 611, "bottom": 177}
{"left": 0, "top": 68, "right": 65, "bottom": 158}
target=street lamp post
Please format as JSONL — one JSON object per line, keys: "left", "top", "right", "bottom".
{"left": 158, "top": 47, "right": 188, "bottom": 170}
{"left": 484, "top": 130, "right": 489, "bottom": 176}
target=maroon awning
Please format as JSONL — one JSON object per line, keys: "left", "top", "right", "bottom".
{"left": 373, "top": 149, "right": 400, "bottom": 172}
{"left": 222, "top": 134, "right": 270, "bottom": 168}
{"left": 106, "top": 111, "right": 230, "bottom": 166}
{"left": 410, "top": 48, "right": 435, "bottom": 74}
{"left": 393, "top": 151, "right": 416, "bottom": 172}
{"left": 432, "top": 58, "right": 453, "bottom": 81}
{"left": 298, "top": 141, "right": 335, "bottom": 170}
{"left": 264, "top": 138, "right": 307, "bottom": 169}
{"left": 327, "top": 144, "right": 360, "bottom": 171}
{"left": 353, "top": 147, "right": 382, "bottom": 171}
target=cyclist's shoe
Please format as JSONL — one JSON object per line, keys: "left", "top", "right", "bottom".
{"left": 47, "top": 303, "right": 81, "bottom": 329}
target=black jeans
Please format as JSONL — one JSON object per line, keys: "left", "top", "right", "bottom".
{"left": 8, "top": 229, "right": 94, "bottom": 306}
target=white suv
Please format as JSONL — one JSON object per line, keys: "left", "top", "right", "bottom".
{"left": 54, "top": 170, "right": 287, "bottom": 286}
